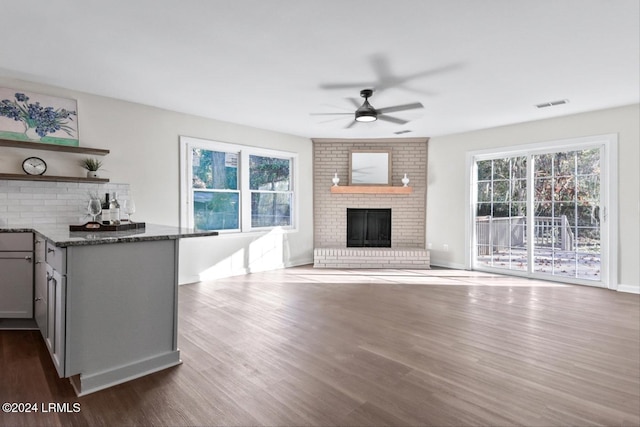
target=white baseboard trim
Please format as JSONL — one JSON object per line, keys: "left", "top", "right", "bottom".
{"left": 179, "top": 275, "right": 201, "bottom": 285}
{"left": 429, "top": 261, "right": 467, "bottom": 270}
{"left": 617, "top": 283, "right": 640, "bottom": 294}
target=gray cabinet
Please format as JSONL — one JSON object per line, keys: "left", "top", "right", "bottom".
{"left": 45, "top": 263, "right": 66, "bottom": 377}
{"left": 44, "top": 241, "right": 66, "bottom": 378}
{"left": 0, "top": 233, "right": 33, "bottom": 318}
{"left": 34, "top": 236, "right": 47, "bottom": 337}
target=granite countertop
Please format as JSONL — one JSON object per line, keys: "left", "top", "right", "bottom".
{"left": 0, "top": 224, "right": 218, "bottom": 247}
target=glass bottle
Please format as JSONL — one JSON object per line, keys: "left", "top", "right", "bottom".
{"left": 109, "top": 192, "right": 121, "bottom": 225}
{"left": 101, "top": 193, "right": 110, "bottom": 224}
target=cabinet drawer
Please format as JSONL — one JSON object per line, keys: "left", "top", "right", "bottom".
{"left": 0, "top": 233, "right": 33, "bottom": 251}
{"left": 45, "top": 241, "right": 65, "bottom": 272}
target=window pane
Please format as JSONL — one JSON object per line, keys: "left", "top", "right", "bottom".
{"left": 535, "top": 178, "right": 552, "bottom": 201}
{"left": 477, "top": 181, "right": 492, "bottom": 202}
{"left": 534, "top": 154, "right": 553, "bottom": 178}
{"left": 192, "top": 148, "right": 238, "bottom": 190}
{"left": 555, "top": 202, "right": 576, "bottom": 225}
{"left": 535, "top": 201, "right": 552, "bottom": 217}
{"left": 249, "top": 155, "right": 290, "bottom": 191}
{"left": 577, "top": 175, "right": 599, "bottom": 201}
{"left": 511, "top": 156, "right": 527, "bottom": 179}
{"left": 492, "top": 203, "right": 510, "bottom": 218}
{"left": 476, "top": 203, "right": 492, "bottom": 217}
{"left": 554, "top": 151, "right": 576, "bottom": 176}
{"left": 577, "top": 148, "right": 600, "bottom": 175}
{"left": 193, "top": 191, "right": 239, "bottom": 230}
{"left": 251, "top": 192, "right": 291, "bottom": 227}
{"left": 493, "top": 158, "right": 511, "bottom": 180}
{"left": 493, "top": 180, "right": 510, "bottom": 202}
{"left": 511, "top": 179, "right": 527, "bottom": 201}
{"left": 554, "top": 176, "right": 575, "bottom": 201}
{"left": 510, "top": 202, "right": 526, "bottom": 217}
{"left": 577, "top": 204, "right": 599, "bottom": 226}
{"left": 477, "top": 160, "right": 492, "bottom": 181}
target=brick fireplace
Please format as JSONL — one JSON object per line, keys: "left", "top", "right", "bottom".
{"left": 312, "top": 138, "right": 430, "bottom": 269}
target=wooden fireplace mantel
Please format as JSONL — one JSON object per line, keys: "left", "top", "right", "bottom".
{"left": 330, "top": 186, "right": 413, "bottom": 194}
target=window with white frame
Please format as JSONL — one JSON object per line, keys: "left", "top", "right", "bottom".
{"left": 180, "top": 136, "right": 296, "bottom": 232}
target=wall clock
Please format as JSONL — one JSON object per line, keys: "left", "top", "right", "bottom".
{"left": 22, "top": 157, "right": 47, "bottom": 175}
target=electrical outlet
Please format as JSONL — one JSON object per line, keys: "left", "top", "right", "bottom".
{"left": 427, "top": 243, "right": 432, "bottom": 249}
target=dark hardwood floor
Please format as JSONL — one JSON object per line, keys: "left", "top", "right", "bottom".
{"left": 1, "top": 266, "right": 639, "bottom": 426}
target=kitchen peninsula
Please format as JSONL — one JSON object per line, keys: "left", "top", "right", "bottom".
{"left": 0, "top": 224, "right": 217, "bottom": 396}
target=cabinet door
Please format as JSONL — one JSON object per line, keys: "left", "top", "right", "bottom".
{"left": 0, "top": 254, "right": 34, "bottom": 318}
{"left": 45, "top": 264, "right": 66, "bottom": 378}
{"left": 34, "top": 238, "right": 47, "bottom": 337}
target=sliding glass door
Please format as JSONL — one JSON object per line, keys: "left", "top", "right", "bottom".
{"left": 475, "top": 156, "right": 528, "bottom": 272}
{"left": 532, "top": 149, "right": 602, "bottom": 281}
{"left": 470, "top": 136, "right": 615, "bottom": 288}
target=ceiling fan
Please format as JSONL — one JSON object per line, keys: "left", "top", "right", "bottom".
{"left": 312, "top": 89, "right": 424, "bottom": 128}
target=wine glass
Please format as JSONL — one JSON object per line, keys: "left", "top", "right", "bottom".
{"left": 123, "top": 198, "right": 136, "bottom": 222}
{"left": 88, "top": 198, "right": 102, "bottom": 223}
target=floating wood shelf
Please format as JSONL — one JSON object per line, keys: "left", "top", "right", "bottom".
{"left": 0, "top": 173, "right": 109, "bottom": 184}
{"left": 0, "top": 138, "right": 110, "bottom": 155}
{"left": 0, "top": 138, "right": 110, "bottom": 183}
{"left": 330, "top": 186, "right": 413, "bottom": 194}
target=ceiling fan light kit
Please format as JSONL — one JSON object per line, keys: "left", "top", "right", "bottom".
{"left": 355, "top": 89, "right": 378, "bottom": 122}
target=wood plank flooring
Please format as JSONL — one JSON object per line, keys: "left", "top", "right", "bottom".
{"left": 1, "top": 266, "right": 638, "bottom": 426}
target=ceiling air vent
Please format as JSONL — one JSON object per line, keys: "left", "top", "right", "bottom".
{"left": 535, "top": 99, "right": 569, "bottom": 108}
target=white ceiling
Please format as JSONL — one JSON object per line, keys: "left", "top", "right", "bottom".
{"left": 1, "top": 1, "right": 638, "bottom": 139}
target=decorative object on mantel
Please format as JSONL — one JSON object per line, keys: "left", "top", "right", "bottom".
{"left": 80, "top": 157, "right": 103, "bottom": 178}
{"left": 69, "top": 221, "right": 146, "bottom": 232}
{"left": 0, "top": 88, "right": 79, "bottom": 146}
{"left": 402, "top": 173, "right": 410, "bottom": 187}
{"left": 332, "top": 172, "right": 340, "bottom": 186}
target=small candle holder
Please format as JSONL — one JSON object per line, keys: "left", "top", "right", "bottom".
{"left": 402, "top": 173, "right": 410, "bottom": 187}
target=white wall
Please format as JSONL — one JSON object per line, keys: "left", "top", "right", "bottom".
{"left": 427, "top": 104, "right": 640, "bottom": 291}
{"left": 0, "top": 77, "right": 314, "bottom": 283}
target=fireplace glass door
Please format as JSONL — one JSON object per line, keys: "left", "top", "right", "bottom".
{"left": 347, "top": 209, "right": 391, "bottom": 247}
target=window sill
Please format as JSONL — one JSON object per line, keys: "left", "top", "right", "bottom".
{"left": 199, "top": 227, "right": 298, "bottom": 237}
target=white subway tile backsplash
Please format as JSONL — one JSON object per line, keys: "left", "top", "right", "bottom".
{"left": 0, "top": 180, "right": 129, "bottom": 227}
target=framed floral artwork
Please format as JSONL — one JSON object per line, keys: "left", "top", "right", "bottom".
{"left": 0, "top": 88, "right": 79, "bottom": 146}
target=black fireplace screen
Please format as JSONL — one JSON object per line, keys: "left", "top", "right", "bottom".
{"left": 347, "top": 208, "right": 391, "bottom": 247}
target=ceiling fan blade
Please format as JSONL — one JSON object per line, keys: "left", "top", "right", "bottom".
{"left": 370, "top": 54, "right": 393, "bottom": 81}
{"left": 378, "top": 115, "right": 408, "bottom": 125}
{"left": 377, "top": 102, "right": 424, "bottom": 114}
{"left": 317, "top": 116, "right": 353, "bottom": 124}
{"left": 319, "top": 82, "right": 375, "bottom": 90}
{"left": 310, "top": 112, "right": 353, "bottom": 116}
{"left": 345, "top": 120, "right": 358, "bottom": 129}
{"left": 347, "top": 97, "right": 362, "bottom": 108}
{"left": 402, "top": 62, "right": 464, "bottom": 83}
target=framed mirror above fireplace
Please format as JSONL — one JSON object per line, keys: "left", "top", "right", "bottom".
{"left": 349, "top": 149, "right": 392, "bottom": 185}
